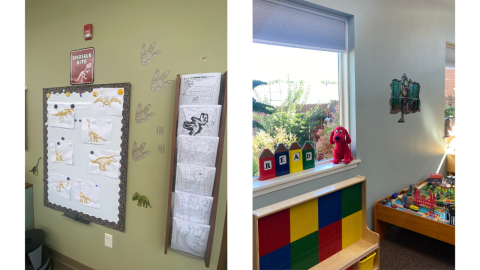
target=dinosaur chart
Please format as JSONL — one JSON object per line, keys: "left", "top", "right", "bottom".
{"left": 49, "top": 140, "right": 73, "bottom": 165}
{"left": 48, "top": 104, "right": 75, "bottom": 129}
{"left": 80, "top": 117, "right": 112, "bottom": 145}
{"left": 91, "top": 88, "right": 124, "bottom": 116}
{"left": 176, "top": 136, "right": 219, "bottom": 167}
{"left": 179, "top": 73, "right": 221, "bottom": 106}
{"left": 177, "top": 105, "right": 222, "bottom": 137}
{"left": 171, "top": 217, "right": 210, "bottom": 257}
{"left": 173, "top": 191, "right": 213, "bottom": 225}
{"left": 47, "top": 173, "right": 71, "bottom": 200}
{"left": 73, "top": 180, "right": 101, "bottom": 209}
{"left": 175, "top": 163, "right": 216, "bottom": 196}
{"left": 44, "top": 83, "right": 130, "bottom": 231}
{"left": 88, "top": 149, "right": 121, "bottom": 179}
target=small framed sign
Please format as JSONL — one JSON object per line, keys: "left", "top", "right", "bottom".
{"left": 71, "top": 47, "right": 95, "bottom": 85}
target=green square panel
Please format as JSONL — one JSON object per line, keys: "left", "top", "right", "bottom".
{"left": 341, "top": 183, "right": 362, "bottom": 218}
{"left": 290, "top": 231, "right": 319, "bottom": 270}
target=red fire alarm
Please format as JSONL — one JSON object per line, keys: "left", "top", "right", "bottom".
{"left": 84, "top": 24, "right": 93, "bottom": 40}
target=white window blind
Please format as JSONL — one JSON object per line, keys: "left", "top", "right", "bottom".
{"left": 253, "top": 0, "right": 347, "bottom": 53}
{"left": 445, "top": 46, "right": 455, "bottom": 68}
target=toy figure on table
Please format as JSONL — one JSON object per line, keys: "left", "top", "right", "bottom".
{"left": 329, "top": 126, "right": 353, "bottom": 164}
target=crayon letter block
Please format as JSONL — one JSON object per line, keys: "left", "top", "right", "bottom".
{"left": 289, "top": 149, "right": 303, "bottom": 173}
{"left": 259, "top": 148, "right": 276, "bottom": 181}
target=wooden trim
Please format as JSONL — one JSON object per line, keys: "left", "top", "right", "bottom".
{"left": 253, "top": 175, "right": 365, "bottom": 218}
{"left": 49, "top": 248, "right": 94, "bottom": 270}
{"left": 217, "top": 205, "right": 227, "bottom": 270}
{"left": 253, "top": 215, "right": 259, "bottom": 270}
{"left": 205, "top": 71, "right": 228, "bottom": 267}
{"left": 310, "top": 240, "right": 378, "bottom": 270}
{"left": 374, "top": 178, "right": 455, "bottom": 245}
{"left": 164, "top": 75, "right": 181, "bottom": 254}
{"left": 25, "top": 182, "right": 33, "bottom": 189}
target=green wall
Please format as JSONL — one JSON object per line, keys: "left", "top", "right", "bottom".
{"left": 25, "top": 186, "right": 34, "bottom": 231}
{"left": 25, "top": 0, "right": 227, "bottom": 269}
{"left": 254, "top": 0, "right": 455, "bottom": 229}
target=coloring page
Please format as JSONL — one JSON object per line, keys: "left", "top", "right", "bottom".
{"left": 179, "top": 73, "right": 221, "bottom": 106}
{"left": 48, "top": 103, "right": 75, "bottom": 129}
{"left": 73, "top": 179, "right": 101, "bottom": 209}
{"left": 175, "top": 163, "right": 216, "bottom": 196}
{"left": 49, "top": 140, "right": 74, "bottom": 165}
{"left": 80, "top": 117, "right": 112, "bottom": 145}
{"left": 173, "top": 191, "right": 213, "bottom": 225}
{"left": 47, "top": 173, "right": 72, "bottom": 200}
{"left": 91, "top": 88, "right": 124, "bottom": 116}
{"left": 171, "top": 218, "right": 210, "bottom": 257}
{"left": 177, "top": 105, "right": 222, "bottom": 137}
{"left": 177, "top": 136, "right": 219, "bottom": 167}
{"left": 88, "top": 149, "right": 121, "bottom": 179}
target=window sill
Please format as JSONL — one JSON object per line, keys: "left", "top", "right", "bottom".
{"left": 253, "top": 159, "right": 361, "bottom": 197}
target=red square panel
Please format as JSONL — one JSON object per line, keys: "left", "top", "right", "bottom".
{"left": 318, "top": 219, "right": 342, "bottom": 263}
{"left": 258, "top": 209, "right": 291, "bottom": 257}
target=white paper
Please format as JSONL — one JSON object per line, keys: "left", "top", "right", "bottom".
{"left": 48, "top": 104, "right": 75, "bottom": 129}
{"left": 91, "top": 88, "right": 124, "bottom": 116}
{"left": 171, "top": 217, "right": 210, "bottom": 257}
{"left": 81, "top": 117, "right": 112, "bottom": 145}
{"left": 47, "top": 173, "right": 72, "bottom": 200}
{"left": 49, "top": 140, "right": 74, "bottom": 165}
{"left": 88, "top": 149, "right": 121, "bottom": 179}
{"left": 177, "top": 136, "right": 219, "bottom": 167}
{"left": 73, "top": 179, "right": 101, "bottom": 208}
{"left": 177, "top": 105, "right": 222, "bottom": 137}
{"left": 175, "top": 163, "right": 215, "bottom": 196}
{"left": 173, "top": 191, "right": 213, "bottom": 225}
{"left": 179, "top": 73, "right": 221, "bottom": 106}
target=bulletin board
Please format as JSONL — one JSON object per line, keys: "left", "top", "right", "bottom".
{"left": 43, "top": 83, "right": 130, "bottom": 232}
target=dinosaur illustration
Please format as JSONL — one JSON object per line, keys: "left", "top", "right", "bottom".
{"left": 56, "top": 181, "right": 70, "bottom": 192}
{"left": 132, "top": 141, "right": 151, "bottom": 161}
{"left": 29, "top": 157, "right": 41, "bottom": 176}
{"left": 135, "top": 103, "right": 155, "bottom": 123}
{"left": 78, "top": 182, "right": 92, "bottom": 204}
{"left": 132, "top": 192, "right": 153, "bottom": 208}
{"left": 73, "top": 63, "right": 93, "bottom": 83}
{"left": 87, "top": 119, "right": 106, "bottom": 143}
{"left": 51, "top": 108, "right": 74, "bottom": 123}
{"left": 151, "top": 69, "right": 174, "bottom": 91}
{"left": 90, "top": 156, "right": 116, "bottom": 171}
{"left": 93, "top": 96, "right": 122, "bottom": 107}
{"left": 141, "top": 42, "right": 161, "bottom": 65}
{"left": 183, "top": 113, "right": 209, "bottom": 136}
{"left": 55, "top": 144, "right": 65, "bottom": 161}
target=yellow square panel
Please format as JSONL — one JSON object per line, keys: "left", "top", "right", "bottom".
{"left": 290, "top": 199, "right": 318, "bottom": 242}
{"left": 342, "top": 210, "right": 362, "bottom": 249}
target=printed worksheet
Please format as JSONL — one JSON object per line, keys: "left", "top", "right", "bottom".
{"left": 48, "top": 104, "right": 75, "bottom": 129}
{"left": 73, "top": 179, "right": 101, "bottom": 209}
{"left": 173, "top": 191, "right": 213, "bottom": 225}
{"left": 91, "top": 88, "right": 124, "bottom": 116}
{"left": 88, "top": 149, "right": 121, "bottom": 179}
{"left": 175, "top": 163, "right": 215, "bottom": 196}
{"left": 49, "top": 140, "right": 74, "bottom": 165}
{"left": 179, "top": 73, "right": 221, "bottom": 106}
{"left": 47, "top": 173, "right": 72, "bottom": 200}
{"left": 176, "top": 136, "right": 219, "bottom": 167}
{"left": 80, "top": 117, "right": 112, "bottom": 145}
{"left": 171, "top": 217, "right": 210, "bottom": 257}
{"left": 177, "top": 105, "right": 222, "bottom": 137}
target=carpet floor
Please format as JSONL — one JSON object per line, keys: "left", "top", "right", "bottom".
{"left": 380, "top": 225, "right": 455, "bottom": 269}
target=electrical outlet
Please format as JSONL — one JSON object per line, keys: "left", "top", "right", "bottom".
{"left": 105, "top": 233, "right": 113, "bottom": 248}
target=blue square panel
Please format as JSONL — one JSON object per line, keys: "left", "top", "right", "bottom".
{"left": 318, "top": 190, "right": 342, "bottom": 230}
{"left": 259, "top": 243, "right": 291, "bottom": 270}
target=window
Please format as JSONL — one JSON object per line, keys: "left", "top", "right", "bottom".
{"left": 252, "top": 0, "right": 350, "bottom": 178}
{"left": 445, "top": 44, "right": 455, "bottom": 133}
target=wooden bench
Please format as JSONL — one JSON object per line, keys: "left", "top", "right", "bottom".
{"left": 253, "top": 176, "right": 379, "bottom": 270}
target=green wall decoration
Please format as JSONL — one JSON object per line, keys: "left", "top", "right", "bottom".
{"left": 389, "top": 73, "right": 421, "bottom": 123}
{"left": 26, "top": 0, "right": 226, "bottom": 269}
{"left": 29, "top": 157, "right": 41, "bottom": 176}
{"left": 132, "top": 192, "right": 153, "bottom": 208}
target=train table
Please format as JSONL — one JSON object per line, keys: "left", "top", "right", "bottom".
{"left": 374, "top": 178, "right": 455, "bottom": 245}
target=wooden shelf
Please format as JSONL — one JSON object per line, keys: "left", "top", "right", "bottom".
{"left": 310, "top": 240, "right": 378, "bottom": 270}
{"left": 25, "top": 183, "right": 33, "bottom": 189}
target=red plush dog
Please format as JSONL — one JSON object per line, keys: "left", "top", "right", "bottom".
{"left": 329, "top": 126, "right": 353, "bottom": 164}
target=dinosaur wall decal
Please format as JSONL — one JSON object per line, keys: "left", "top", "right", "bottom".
{"left": 29, "top": 157, "right": 41, "bottom": 176}
{"left": 51, "top": 108, "right": 74, "bottom": 123}
{"left": 132, "top": 192, "right": 153, "bottom": 208}
{"left": 87, "top": 119, "right": 106, "bottom": 143}
{"left": 132, "top": 141, "right": 151, "bottom": 161}
{"left": 90, "top": 156, "right": 116, "bottom": 171}
{"left": 141, "top": 42, "right": 161, "bottom": 65}
{"left": 151, "top": 69, "right": 174, "bottom": 91}
{"left": 135, "top": 103, "right": 155, "bottom": 123}
{"left": 93, "top": 96, "right": 122, "bottom": 107}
